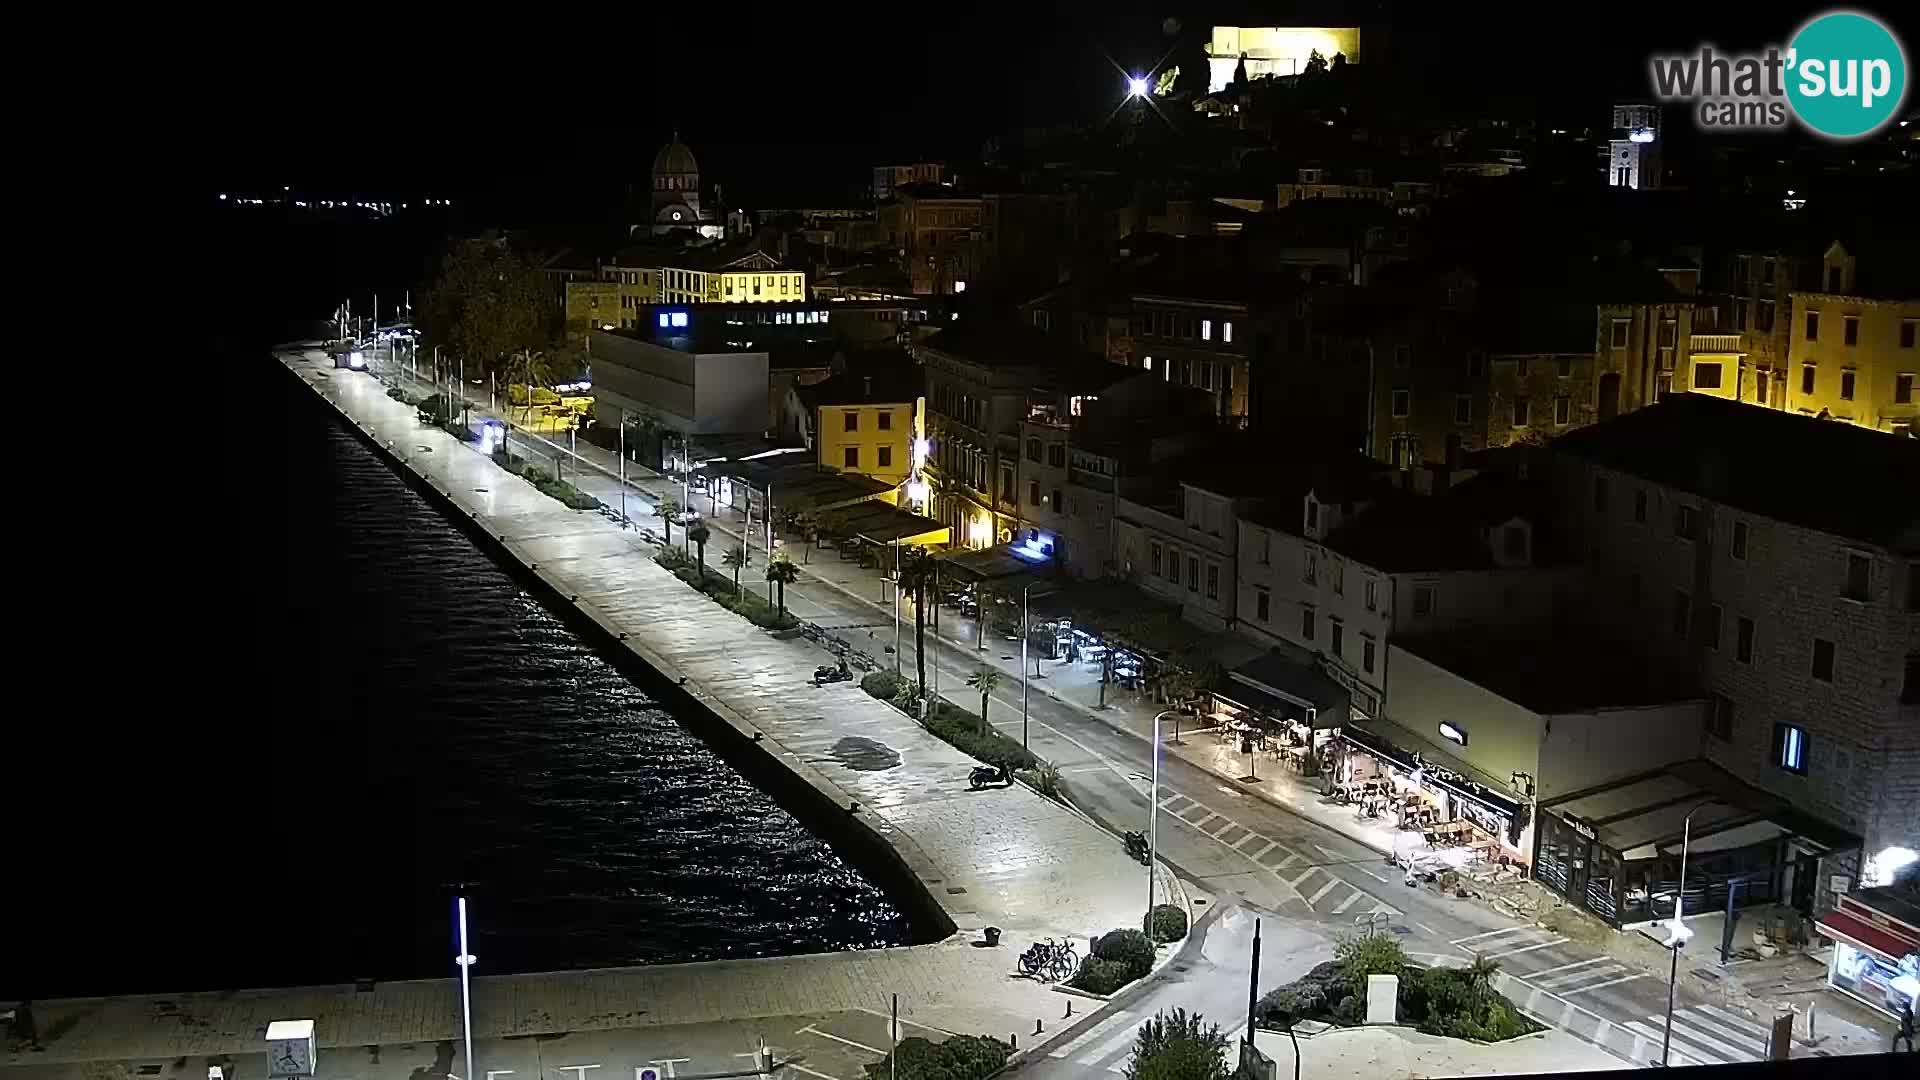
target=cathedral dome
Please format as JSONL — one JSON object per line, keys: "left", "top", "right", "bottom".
{"left": 652, "top": 138, "right": 699, "bottom": 179}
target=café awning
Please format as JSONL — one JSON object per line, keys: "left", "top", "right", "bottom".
{"left": 1227, "top": 651, "right": 1350, "bottom": 728}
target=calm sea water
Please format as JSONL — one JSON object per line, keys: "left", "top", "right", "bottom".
{"left": 5, "top": 351, "right": 908, "bottom": 999}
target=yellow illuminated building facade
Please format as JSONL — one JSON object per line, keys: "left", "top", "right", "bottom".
{"left": 819, "top": 396, "right": 923, "bottom": 489}
{"left": 658, "top": 249, "right": 807, "bottom": 305}
{"left": 1788, "top": 292, "right": 1920, "bottom": 435}
{"left": 565, "top": 271, "right": 660, "bottom": 335}
{"left": 1207, "top": 26, "right": 1362, "bottom": 90}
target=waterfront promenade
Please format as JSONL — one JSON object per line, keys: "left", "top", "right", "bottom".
{"left": 0, "top": 349, "right": 1182, "bottom": 1075}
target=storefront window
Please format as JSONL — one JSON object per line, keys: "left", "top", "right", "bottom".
{"left": 1832, "top": 943, "right": 1919, "bottom": 1017}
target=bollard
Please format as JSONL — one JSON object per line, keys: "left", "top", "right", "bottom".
{"left": 1035, "top": 1019, "right": 1043, "bottom": 1035}
{"left": 1064, "top": 1000, "right": 1073, "bottom": 1018}
{"left": 1010, "top": 1034, "right": 1017, "bottom": 1051}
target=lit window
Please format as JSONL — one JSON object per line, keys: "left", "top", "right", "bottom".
{"left": 670, "top": 311, "right": 688, "bottom": 328}
{"left": 1223, "top": 321, "right": 1233, "bottom": 343}
{"left": 1774, "top": 723, "right": 1809, "bottom": 775}
{"left": 1201, "top": 319, "right": 1212, "bottom": 341}
{"left": 658, "top": 313, "right": 671, "bottom": 328}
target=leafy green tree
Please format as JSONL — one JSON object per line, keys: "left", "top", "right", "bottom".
{"left": 897, "top": 547, "right": 940, "bottom": 695}
{"left": 687, "top": 522, "right": 712, "bottom": 573}
{"left": 423, "top": 236, "right": 553, "bottom": 389}
{"left": 967, "top": 668, "right": 1001, "bottom": 733}
{"left": 1124, "top": 1009, "right": 1227, "bottom": 1080}
{"left": 765, "top": 553, "right": 799, "bottom": 616}
{"left": 655, "top": 496, "right": 681, "bottom": 546}
{"left": 508, "top": 348, "right": 553, "bottom": 427}
{"left": 721, "top": 544, "right": 748, "bottom": 596}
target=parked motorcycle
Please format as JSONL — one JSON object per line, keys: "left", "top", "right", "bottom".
{"left": 812, "top": 660, "right": 852, "bottom": 686}
{"left": 968, "top": 763, "right": 1012, "bottom": 790}
{"left": 1123, "top": 830, "right": 1151, "bottom": 866}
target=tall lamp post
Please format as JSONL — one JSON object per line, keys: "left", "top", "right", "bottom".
{"left": 1660, "top": 799, "right": 1721, "bottom": 1067}
{"left": 1019, "top": 583, "right": 1031, "bottom": 748}
{"left": 1144, "top": 710, "right": 1176, "bottom": 933}
{"left": 454, "top": 896, "right": 477, "bottom": 1080}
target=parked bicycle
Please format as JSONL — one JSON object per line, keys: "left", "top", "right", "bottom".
{"left": 1017, "top": 938, "right": 1079, "bottom": 983}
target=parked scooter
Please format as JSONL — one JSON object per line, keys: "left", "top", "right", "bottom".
{"left": 1123, "top": 830, "right": 1151, "bottom": 866}
{"left": 812, "top": 659, "right": 852, "bottom": 686}
{"left": 968, "top": 763, "right": 1012, "bottom": 790}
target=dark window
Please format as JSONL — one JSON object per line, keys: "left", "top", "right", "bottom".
{"left": 1029, "top": 480, "right": 1040, "bottom": 506}
{"left": 1363, "top": 638, "right": 1376, "bottom": 674}
{"left": 1757, "top": 300, "right": 1775, "bottom": 332}
{"left": 1467, "top": 352, "right": 1486, "bottom": 377}
{"left": 1634, "top": 489, "right": 1648, "bottom": 524}
{"left": 843, "top": 446, "right": 859, "bottom": 468}
{"left": 1902, "top": 320, "right": 1917, "bottom": 348}
{"left": 1704, "top": 604, "right": 1722, "bottom": 650}
{"left": 1364, "top": 579, "right": 1378, "bottom": 611}
{"left": 1305, "top": 501, "right": 1319, "bottom": 531}
{"left": 1672, "top": 590, "right": 1691, "bottom": 636}
{"left": 1910, "top": 562, "right": 1920, "bottom": 611}
{"left": 1026, "top": 438, "right": 1041, "bottom": 462}
{"left": 1394, "top": 344, "right": 1411, "bottom": 367}
{"left": 1840, "top": 370, "right": 1856, "bottom": 401}
{"left": 1594, "top": 476, "right": 1610, "bottom": 512}
{"left": 1844, "top": 553, "right": 1870, "bottom": 601}
{"left": 1902, "top": 655, "right": 1920, "bottom": 705}
{"left": 1391, "top": 389, "right": 1411, "bottom": 417}
{"left": 1052, "top": 488, "right": 1062, "bottom": 510}
{"left": 1811, "top": 638, "right": 1835, "bottom": 682}
{"left": 877, "top": 411, "right": 892, "bottom": 431}
{"left": 1802, "top": 365, "right": 1817, "bottom": 395}
{"left": 1048, "top": 444, "right": 1065, "bottom": 467}
{"left": 877, "top": 446, "right": 893, "bottom": 469}
{"left": 1773, "top": 723, "right": 1809, "bottom": 775}
{"left": 1627, "top": 573, "right": 1642, "bottom": 609}
{"left": 1513, "top": 396, "right": 1530, "bottom": 425}
{"left": 1455, "top": 395, "right": 1471, "bottom": 424}
{"left": 1413, "top": 585, "right": 1435, "bottom": 616}
{"left": 1557, "top": 356, "right": 1574, "bottom": 378}
{"left": 1206, "top": 564, "right": 1219, "bottom": 600}
{"left": 1554, "top": 395, "right": 1571, "bottom": 424}
{"left": 1256, "top": 590, "right": 1270, "bottom": 622}
{"left": 1517, "top": 356, "right": 1531, "bottom": 377}
{"left": 1151, "top": 543, "right": 1162, "bottom": 576}
{"left": 1897, "top": 373, "right": 1914, "bottom": 404}
{"left": 844, "top": 411, "right": 859, "bottom": 432}
{"left": 1301, "top": 607, "right": 1316, "bottom": 640}
{"left": 1331, "top": 621, "right": 1345, "bottom": 657}
{"left": 1737, "top": 616, "right": 1755, "bottom": 663}
{"left": 1165, "top": 548, "right": 1179, "bottom": 582}
{"left": 1611, "top": 320, "right": 1630, "bottom": 348}
{"left": 1843, "top": 316, "right": 1858, "bottom": 346}
{"left": 1187, "top": 555, "right": 1199, "bottom": 592}
{"left": 1732, "top": 520, "right": 1749, "bottom": 559}
{"left": 1693, "top": 362, "right": 1723, "bottom": 389}
{"left": 1708, "top": 694, "right": 1733, "bottom": 741}
{"left": 1805, "top": 311, "right": 1820, "bottom": 341}
{"left": 1675, "top": 504, "right": 1699, "bottom": 540}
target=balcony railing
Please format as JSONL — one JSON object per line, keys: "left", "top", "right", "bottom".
{"left": 1691, "top": 334, "right": 1744, "bottom": 353}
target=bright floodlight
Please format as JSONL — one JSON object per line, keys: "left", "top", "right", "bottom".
{"left": 1127, "top": 76, "right": 1149, "bottom": 98}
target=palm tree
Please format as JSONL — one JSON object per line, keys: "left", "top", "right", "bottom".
{"left": 897, "top": 548, "right": 940, "bottom": 695}
{"left": 765, "top": 554, "right": 799, "bottom": 616}
{"left": 721, "top": 544, "right": 748, "bottom": 596}
{"left": 687, "top": 522, "right": 712, "bottom": 576}
{"left": 656, "top": 496, "right": 681, "bottom": 546}
{"left": 967, "top": 668, "right": 1002, "bottom": 734}
{"left": 1465, "top": 953, "right": 1502, "bottom": 992}
{"left": 508, "top": 348, "right": 552, "bottom": 428}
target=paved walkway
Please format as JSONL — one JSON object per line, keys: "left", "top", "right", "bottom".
{"left": 0, "top": 349, "right": 1186, "bottom": 1073}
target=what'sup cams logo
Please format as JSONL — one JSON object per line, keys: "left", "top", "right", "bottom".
{"left": 1649, "top": 10, "right": 1908, "bottom": 139}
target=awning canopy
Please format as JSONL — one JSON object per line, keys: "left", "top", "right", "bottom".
{"left": 839, "top": 502, "right": 949, "bottom": 546}
{"left": 1228, "top": 652, "right": 1350, "bottom": 726}
{"left": 1817, "top": 909, "right": 1917, "bottom": 962}
{"left": 1541, "top": 758, "right": 1861, "bottom": 859}
{"left": 934, "top": 544, "right": 1053, "bottom": 587}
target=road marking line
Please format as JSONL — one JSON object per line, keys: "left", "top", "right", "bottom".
{"left": 1370, "top": 903, "right": 1399, "bottom": 916}
{"left": 1670, "top": 1015, "right": 1763, "bottom": 1058}
{"left": 1048, "top": 1012, "right": 1134, "bottom": 1058}
{"left": 1558, "top": 972, "right": 1648, "bottom": 995}
{"left": 1246, "top": 839, "right": 1278, "bottom": 860}
{"left": 1450, "top": 925, "right": 1536, "bottom": 946}
{"left": 1621, "top": 1021, "right": 1709, "bottom": 1067}
{"left": 1523, "top": 956, "right": 1611, "bottom": 979}
{"left": 1262, "top": 848, "right": 1298, "bottom": 868}
{"left": 1212, "top": 820, "right": 1243, "bottom": 840}
{"left": 1285, "top": 866, "right": 1319, "bottom": 887}
{"left": 799, "top": 1026, "right": 885, "bottom": 1055}
{"left": 1535, "top": 964, "right": 1627, "bottom": 991}
{"left": 1646, "top": 1017, "right": 1744, "bottom": 1062}
{"left": 1694, "top": 1004, "right": 1770, "bottom": 1040}
{"left": 1306, "top": 879, "right": 1340, "bottom": 906}
{"left": 784, "top": 1065, "right": 845, "bottom": 1080}
{"left": 853, "top": 1007, "right": 954, "bottom": 1036}
{"left": 1064, "top": 765, "right": 1111, "bottom": 774}
{"left": 1331, "top": 889, "right": 1366, "bottom": 914}
{"left": 1481, "top": 937, "right": 1569, "bottom": 959}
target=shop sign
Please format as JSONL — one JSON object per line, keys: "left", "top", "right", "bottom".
{"left": 1566, "top": 815, "right": 1597, "bottom": 841}
{"left": 1832, "top": 875, "right": 1852, "bottom": 895}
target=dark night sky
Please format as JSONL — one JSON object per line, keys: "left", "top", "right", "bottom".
{"left": 181, "top": 1, "right": 1909, "bottom": 219}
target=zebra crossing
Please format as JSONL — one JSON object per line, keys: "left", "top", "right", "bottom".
{"left": 1452, "top": 926, "right": 1651, "bottom": 996}
{"left": 1155, "top": 792, "right": 1396, "bottom": 917}
{"left": 1620, "top": 1004, "right": 1773, "bottom": 1066}
{"left": 1046, "top": 1009, "right": 1142, "bottom": 1074}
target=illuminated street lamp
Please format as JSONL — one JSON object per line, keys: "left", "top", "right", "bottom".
{"left": 1127, "top": 74, "right": 1149, "bottom": 98}
{"left": 1144, "top": 710, "right": 1176, "bottom": 932}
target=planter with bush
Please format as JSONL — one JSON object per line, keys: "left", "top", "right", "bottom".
{"left": 858, "top": 671, "right": 1041, "bottom": 774}
{"left": 863, "top": 1035, "right": 1008, "bottom": 1080}
{"left": 1148, "top": 903, "right": 1188, "bottom": 944}
{"left": 489, "top": 450, "right": 601, "bottom": 511}
{"left": 1069, "top": 927, "right": 1159, "bottom": 996}
{"left": 1125, "top": 1008, "right": 1227, "bottom": 1080}
{"left": 653, "top": 547, "right": 799, "bottom": 632}
{"left": 1253, "top": 933, "right": 1540, "bottom": 1041}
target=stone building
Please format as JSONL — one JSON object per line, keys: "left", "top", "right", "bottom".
{"left": 1551, "top": 394, "right": 1920, "bottom": 913}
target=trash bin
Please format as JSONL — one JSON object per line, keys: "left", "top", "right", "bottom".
{"left": 984, "top": 926, "right": 1002, "bottom": 946}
